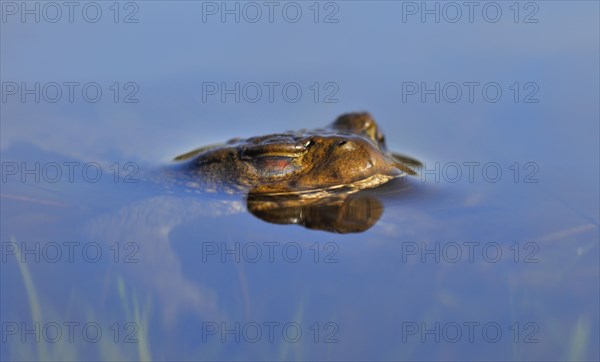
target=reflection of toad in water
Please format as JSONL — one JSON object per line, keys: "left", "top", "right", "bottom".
{"left": 246, "top": 177, "right": 414, "bottom": 233}
{"left": 246, "top": 191, "right": 383, "bottom": 233}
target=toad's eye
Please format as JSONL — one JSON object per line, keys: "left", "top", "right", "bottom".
{"left": 304, "top": 139, "right": 314, "bottom": 149}
{"left": 337, "top": 140, "right": 347, "bottom": 147}
{"left": 251, "top": 156, "right": 299, "bottom": 177}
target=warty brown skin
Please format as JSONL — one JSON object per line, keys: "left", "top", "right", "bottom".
{"left": 173, "top": 112, "right": 421, "bottom": 195}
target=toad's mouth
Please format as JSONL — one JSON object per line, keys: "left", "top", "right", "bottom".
{"left": 248, "top": 172, "right": 405, "bottom": 198}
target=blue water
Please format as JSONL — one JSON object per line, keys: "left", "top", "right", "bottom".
{"left": 1, "top": 1, "right": 599, "bottom": 360}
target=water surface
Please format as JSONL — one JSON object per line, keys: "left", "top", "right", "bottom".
{"left": 1, "top": 1, "right": 598, "bottom": 360}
